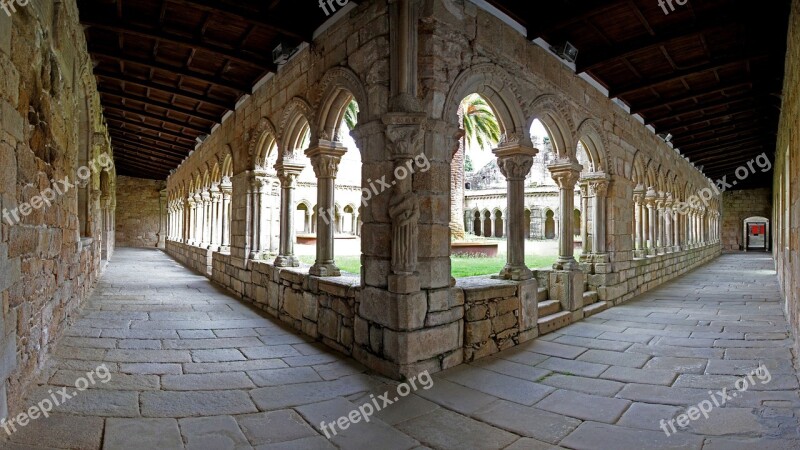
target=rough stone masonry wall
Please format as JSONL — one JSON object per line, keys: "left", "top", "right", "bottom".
{"left": 0, "top": 1, "right": 115, "bottom": 418}
{"left": 722, "top": 188, "right": 772, "bottom": 251}
{"left": 774, "top": 0, "right": 800, "bottom": 362}
{"left": 115, "top": 176, "right": 165, "bottom": 248}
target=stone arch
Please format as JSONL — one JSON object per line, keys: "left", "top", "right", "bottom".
{"left": 278, "top": 97, "right": 315, "bottom": 162}
{"left": 315, "top": 66, "right": 369, "bottom": 142}
{"left": 527, "top": 94, "right": 576, "bottom": 159}
{"left": 221, "top": 151, "right": 233, "bottom": 178}
{"left": 248, "top": 118, "right": 279, "bottom": 171}
{"left": 443, "top": 64, "right": 530, "bottom": 145}
{"left": 576, "top": 118, "right": 610, "bottom": 174}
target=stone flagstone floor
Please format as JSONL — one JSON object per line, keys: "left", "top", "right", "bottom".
{"left": 0, "top": 249, "right": 798, "bottom": 449}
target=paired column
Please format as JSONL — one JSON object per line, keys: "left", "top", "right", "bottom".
{"left": 548, "top": 159, "right": 583, "bottom": 270}
{"left": 193, "top": 193, "right": 203, "bottom": 246}
{"left": 645, "top": 187, "right": 657, "bottom": 255}
{"left": 209, "top": 185, "right": 221, "bottom": 250}
{"left": 306, "top": 141, "right": 347, "bottom": 277}
{"left": 220, "top": 179, "right": 232, "bottom": 252}
{"left": 248, "top": 175, "right": 267, "bottom": 259}
{"left": 633, "top": 185, "right": 645, "bottom": 254}
{"left": 655, "top": 193, "right": 665, "bottom": 254}
{"left": 664, "top": 194, "right": 673, "bottom": 251}
{"left": 585, "top": 174, "right": 609, "bottom": 257}
{"left": 494, "top": 143, "right": 536, "bottom": 281}
{"left": 579, "top": 181, "right": 590, "bottom": 254}
{"left": 274, "top": 161, "right": 306, "bottom": 268}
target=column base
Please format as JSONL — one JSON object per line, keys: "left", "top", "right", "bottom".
{"left": 274, "top": 255, "right": 300, "bottom": 267}
{"left": 494, "top": 264, "right": 533, "bottom": 281}
{"left": 309, "top": 262, "right": 341, "bottom": 277}
{"left": 218, "top": 246, "right": 230, "bottom": 253}
{"left": 553, "top": 257, "right": 579, "bottom": 271}
{"left": 388, "top": 273, "right": 420, "bottom": 294}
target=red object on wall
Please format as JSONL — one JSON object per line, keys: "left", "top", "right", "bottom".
{"left": 750, "top": 224, "right": 766, "bottom": 235}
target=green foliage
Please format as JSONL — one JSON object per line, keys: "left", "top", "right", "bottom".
{"left": 460, "top": 94, "right": 501, "bottom": 151}
{"left": 465, "top": 154, "right": 474, "bottom": 172}
{"left": 343, "top": 100, "right": 359, "bottom": 131}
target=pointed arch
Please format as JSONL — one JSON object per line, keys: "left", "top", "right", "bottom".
{"left": 278, "top": 97, "right": 315, "bottom": 163}
{"left": 576, "top": 118, "right": 609, "bottom": 174}
{"left": 315, "top": 66, "right": 369, "bottom": 142}
{"left": 527, "top": 94, "right": 577, "bottom": 159}
{"left": 248, "top": 117, "right": 279, "bottom": 171}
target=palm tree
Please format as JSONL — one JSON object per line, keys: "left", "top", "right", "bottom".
{"left": 451, "top": 94, "right": 501, "bottom": 240}
{"left": 343, "top": 100, "right": 359, "bottom": 131}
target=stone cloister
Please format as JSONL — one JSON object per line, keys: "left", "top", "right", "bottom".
{"left": 1, "top": 0, "right": 798, "bottom": 448}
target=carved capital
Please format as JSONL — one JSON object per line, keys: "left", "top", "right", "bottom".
{"left": 275, "top": 161, "right": 305, "bottom": 188}
{"left": 305, "top": 142, "right": 346, "bottom": 179}
{"left": 548, "top": 159, "right": 582, "bottom": 190}
{"left": 493, "top": 142, "right": 537, "bottom": 181}
{"left": 383, "top": 112, "right": 426, "bottom": 159}
{"left": 588, "top": 179, "right": 609, "bottom": 197}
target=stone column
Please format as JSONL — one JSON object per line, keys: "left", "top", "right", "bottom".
{"left": 645, "top": 187, "right": 657, "bottom": 255}
{"left": 633, "top": 185, "right": 645, "bottom": 255}
{"left": 220, "top": 180, "right": 232, "bottom": 252}
{"left": 274, "top": 160, "right": 305, "bottom": 267}
{"left": 194, "top": 193, "right": 204, "bottom": 246}
{"left": 249, "top": 175, "right": 266, "bottom": 259}
{"left": 209, "top": 186, "right": 221, "bottom": 250}
{"left": 184, "top": 199, "right": 192, "bottom": 244}
{"left": 579, "top": 181, "right": 590, "bottom": 254}
{"left": 673, "top": 201, "right": 681, "bottom": 251}
{"left": 588, "top": 177, "right": 609, "bottom": 256}
{"left": 664, "top": 194, "right": 673, "bottom": 251}
{"left": 548, "top": 159, "right": 583, "bottom": 270}
{"left": 305, "top": 210, "right": 312, "bottom": 233}
{"left": 306, "top": 141, "right": 347, "bottom": 277}
{"left": 384, "top": 113, "right": 426, "bottom": 293}
{"left": 494, "top": 142, "right": 536, "bottom": 281}
{"left": 655, "top": 193, "right": 665, "bottom": 254}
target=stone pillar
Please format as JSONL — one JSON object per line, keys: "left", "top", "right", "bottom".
{"left": 157, "top": 189, "right": 167, "bottom": 248}
{"left": 383, "top": 115, "right": 425, "bottom": 292}
{"left": 194, "top": 193, "right": 204, "bottom": 246}
{"left": 588, "top": 177, "right": 609, "bottom": 256}
{"left": 270, "top": 183, "right": 280, "bottom": 254}
{"left": 249, "top": 175, "right": 266, "bottom": 259}
{"left": 664, "top": 194, "right": 673, "bottom": 251}
{"left": 184, "top": 199, "right": 192, "bottom": 244}
{"left": 305, "top": 210, "right": 312, "bottom": 233}
{"left": 633, "top": 185, "right": 645, "bottom": 255}
{"left": 494, "top": 142, "right": 536, "bottom": 281}
{"left": 274, "top": 160, "right": 305, "bottom": 267}
{"left": 220, "top": 180, "right": 232, "bottom": 252}
{"left": 209, "top": 185, "right": 221, "bottom": 250}
{"left": 579, "top": 181, "right": 590, "bottom": 254}
{"left": 306, "top": 141, "right": 347, "bottom": 277}
{"left": 655, "top": 193, "right": 665, "bottom": 254}
{"left": 673, "top": 201, "right": 681, "bottom": 251}
{"left": 645, "top": 188, "right": 657, "bottom": 255}
{"left": 548, "top": 159, "right": 583, "bottom": 270}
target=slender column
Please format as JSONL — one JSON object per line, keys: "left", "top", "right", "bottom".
{"left": 209, "top": 186, "right": 221, "bottom": 250}
{"left": 645, "top": 188, "right": 657, "bottom": 255}
{"left": 184, "top": 199, "right": 192, "bottom": 243}
{"left": 193, "top": 193, "right": 203, "bottom": 246}
{"left": 351, "top": 213, "right": 357, "bottom": 235}
{"left": 305, "top": 211, "right": 312, "bottom": 233}
{"left": 656, "top": 193, "right": 665, "bottom": 254}
{"left": 664, "top": 194, "right": 673, "bottom": 251}
{"left": 633, "top": 185, "right": 645, "bottom": 253}
{"left": 673, "top": 200, "right": 681, "bottom": 250}
{"left": 274, "top": 161, "right": 305, "bottom": 267}
{"left": 269, "top": 186, "right": 279, "bottom": 254}
{"left": 589, "top": 177, "right": 609, "bottom": 256}
{"left": 307, "top": 142, "right": 346, "bottom": 277}
{"left": 248, "top": 175, "right": 266, "bottom": 259}
{"left": 494, "top": 143, "right": 536, "bottom": 280}
{"left": 579, "top": 181, "right": 590, "bottom": 254}
{"left": 220, "top": 180, "right": 232, "bottom": 252}
{"left": 548, "top": 159, "right": 583, "bottom": 270}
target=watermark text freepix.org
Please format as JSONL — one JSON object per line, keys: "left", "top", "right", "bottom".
{"left": 320, "top": 370, "right": 434, "bottom": 439}
{"left": 1, "top": 0, "right": 31, "bottom": 17}
{"left": 659, "top": 364, "right": 772, "bottom": 437}
{"left": 2, "top": 153, "right": 114, "bottom": 227}
{"left": 360, "top": 152, "right": 431, "bottom": 207}
{"left": 318, "top": 0, "right": 349, "bottom": 17}
{"left": 1, "top": 364, "right": 112, "bottom": 436}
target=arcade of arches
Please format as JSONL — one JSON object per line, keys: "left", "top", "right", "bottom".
{"left": 1, "top": 0, "right": 799, "bottom": 446}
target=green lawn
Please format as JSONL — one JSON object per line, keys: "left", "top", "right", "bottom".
{"left": 300, "top": 252, "right": 581, "bottom": 278}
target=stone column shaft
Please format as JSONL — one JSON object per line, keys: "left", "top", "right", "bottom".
{"left": 306, "top": 142, "right": 346, "bottom": 277}
{"left": 495, "top": 144, "right": 536, "bottom": 280}
{"left": 549, "top": 160, "right": 582, "bottom": 270}
{"left": 274, "top": 161, "right": 305, "bottom": 267}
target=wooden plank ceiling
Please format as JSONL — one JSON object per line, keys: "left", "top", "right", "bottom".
{"left": 78, "top": 0, "right": 332, "bottom": 180}
{"left": 487, "top": 0, "right": 790, "bottom": 188}
{"left": 80, "top": 1, "right": 791, "bottom": 187}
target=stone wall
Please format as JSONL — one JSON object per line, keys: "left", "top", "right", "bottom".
{"left": 0, "top": 0, "right": 115, "bottom": 418}
{"left": 115, "top": 176, "right": 165, "bottom": 248}
{"left": 722, "top": 188, "right": 772, "bottom": 251}
{"left": 774, "top": 0, "right": 800, "bottom": 361}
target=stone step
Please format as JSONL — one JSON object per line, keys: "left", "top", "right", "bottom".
{"left": 537, "top": 300, "right": 561, "bottom": 317}
{"left": 538, "top": 311, "right": 572, "bottom": 335}
{"left": 537, "top": 287, "right": 549, "bottom": 302}
{"left": 582, "top": 290, "right": 598, "bottom": 306}
{"left": 584, "top": 301, "right": 609, "bottom": 318}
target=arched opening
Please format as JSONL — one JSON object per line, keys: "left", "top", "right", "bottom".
{"left": 342, "top": 205, "right": 356, "bottom": 235}
{"left": 545, "top": 210, "right": 556, "bottom": 239}
{"left": 494, "top": 210, "right": 504, "bottom": 238}
{"left": 481, "top": 211, "right": 492, "bottom": 238}
{"left": 473, "top": 210, "right": 482, "bottom": 236}
{"left": 296, "top": 203, "right": 310, "bottom": 234}
{"left": 524, "top": 209, "right": 531, "bottom": 239}
{"left": 744, "top": 217, "right": 770, "bottom": 251}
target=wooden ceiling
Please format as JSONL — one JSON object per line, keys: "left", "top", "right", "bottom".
{"left": 78, "top": 0, "right": 331, "bottom": 179}
{"left": 487, "top": 0, "right": 790, "bottom": 188}
{"left": 80, "top": 1, "right": 791, "bottom": 187}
